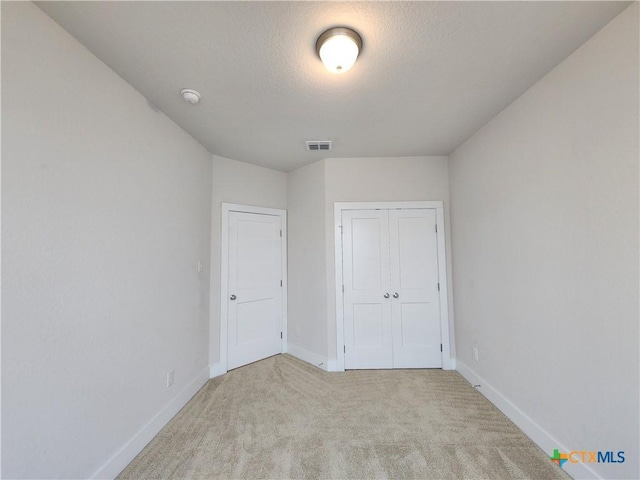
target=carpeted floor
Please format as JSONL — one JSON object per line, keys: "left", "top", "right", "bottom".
{"left": 117, "top": 354, "right": 569, "bottom": 479}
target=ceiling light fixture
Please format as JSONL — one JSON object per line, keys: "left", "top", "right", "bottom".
{"left": 316, "top": 27, "right": 362, "bottom": 74}
{"left": 180, "top": 88, "right": 201, "bottom": 104}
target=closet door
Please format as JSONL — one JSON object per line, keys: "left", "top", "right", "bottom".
{"left": 342, "top": 210, "right": 393, "bottom": 369}
{"left": 389, "top": 209, "right": 442, "bottom": 368}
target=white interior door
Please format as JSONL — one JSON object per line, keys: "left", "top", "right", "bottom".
{"left": 227, "top": 211, "right": 283, "bottom": 370}
{"left": 342, "top": 208, "right": 442, "bottom": 369}
{"left": 389, "top": 209, "right": 442, "bottom": 368}
{"left": 342, "top": 210, "right": 393, "bottom": 369}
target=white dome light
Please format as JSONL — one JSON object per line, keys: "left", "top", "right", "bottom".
{"left": 180, "top": 88, "right": 201, "bottom": 104}
{"left": 316, "top": 27, "right": 362, "bottom": 74}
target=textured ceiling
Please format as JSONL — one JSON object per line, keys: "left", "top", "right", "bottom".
{"left": 37, "top": 1, "right": 630, "bottom": 172}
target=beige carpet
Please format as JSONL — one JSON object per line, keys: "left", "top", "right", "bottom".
{"left": 117, "top": 354, "right": 569, "bottom": 479}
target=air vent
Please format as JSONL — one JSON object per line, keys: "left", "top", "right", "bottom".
{"left": 306, "top": 140, "right": 332, "bottom": 151}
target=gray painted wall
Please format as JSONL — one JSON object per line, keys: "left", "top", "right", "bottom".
{"left": 286, "top": 160, "right": 329, "bottom": 360}
{"left": 449, "top": 4, "right": 639, "bottom": 479}
{"left": 2, "top": 3, "right": 212, "bottom": 478}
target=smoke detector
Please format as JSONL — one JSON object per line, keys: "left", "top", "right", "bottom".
{"left": 180, "top": 88, "right": 201, "bottom": 104}
{"left": 306, "top": 140, "right": 332, "bottom": 151}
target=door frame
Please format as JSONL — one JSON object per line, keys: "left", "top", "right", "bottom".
{"left": 334, "top": 201, "right": 452, "bottom": 371}
{"left": 220, "top": 203, "right": 288, "bottom": 374}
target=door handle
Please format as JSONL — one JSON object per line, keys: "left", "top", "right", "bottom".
{"left": 230, "top": 294, "right": 237, "bottom": 301}
{"left": 383, "top": 293, "right": 390, "bottom": 299}
{"left": 393, "top": 292, "right": 399, "bottom": 298}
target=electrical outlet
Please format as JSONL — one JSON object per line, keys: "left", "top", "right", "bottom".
{"left": 472, "top": 346, "right": 479, "bottom": 362}
{"left": 167, "top": 370, "right": 174, "bottom": 388}
{"left": 196, "top": 260, "right": 203, "bottom": 273}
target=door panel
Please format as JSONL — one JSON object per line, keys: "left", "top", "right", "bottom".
{"left": 399, "top": 303, "right": 432, "bottom": 346}
{"left": 353, "top": 304, "right": 384, "bottom": 347}
{"left": 228, "top": 211, "right": 282, "bottom": 370}
{"left": 236, "top": 298, "right": 277, "bottom": 344}
{"left": 351, "top": 217, "right": 384, "bottom": 290}
{"left": 342, "top": 210, "right": 392, "bottom": 369}
{"left": 389, "top": 209, "right": 442, "bottom": 368}
{"left": 236, "top": 219, "right": 276, "bottom": 289}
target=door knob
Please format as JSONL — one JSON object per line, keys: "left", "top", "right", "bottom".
{"left": 393, "top": 292, "right": 399, "bottom": 298}
{"left": 383, "top": 293, "right": 390, "bottom": 299}
{"left": 230, "top": 294, "right": 237, "bottom": 301}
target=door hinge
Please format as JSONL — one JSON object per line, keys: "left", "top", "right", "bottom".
{"left": 280, "top": 280, "right": 283, "bottom": 287}
{"left": 435, "top": 224, "right": 438, "bottom": 233}
{"left": 440, "top": 344, "right": 443, "bottom": 352}
{"left": 437, "top": 283, "right": 440, "bottom": 291}
{"left": 344, "top": 345, "right": 346, "bottom": 353}
{"left": 281, "top": 332, "right": 283, "bottom": 339}
{"left": 280, "top": 229, "right": 282, "bottom": 237}
{"left": 342, "top": 285, "right": 344, "bottom": 293}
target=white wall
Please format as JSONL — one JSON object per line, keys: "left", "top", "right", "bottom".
{"left": 2, "top": 3, "right": 213, "bottom": 478}
{"left": 324, "top": 157, "right": 453, "bottom": 361}
{"left": 286, "top": 161, "right": 328, "bottom": 364}
{"left": 209, "top": 155, "right": 287, "bottom": 368}
{"left": 449, "top": 4, "right": 638, "bottom": 480}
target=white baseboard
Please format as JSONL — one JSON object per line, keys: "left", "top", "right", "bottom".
{"left": 91, "top": 365, "right": 210, "bottom": 479}
{"left": 326, "top": 359, "right": 338, "bottom": 372}
{"left": 287, "top": 343, "right": 331, "bottom": 371}
{"left": 444, "top": 357, "right": 456, "bottom": 371}
{"left": 209, "top": 362, "right": 226, "bottom": 378}
{"left": 456, "top": 361, "right": 600, "bottom": 480}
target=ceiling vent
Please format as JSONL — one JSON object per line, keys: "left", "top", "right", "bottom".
{"left": 306, "top": 140, "right": 332, "bottom": 151}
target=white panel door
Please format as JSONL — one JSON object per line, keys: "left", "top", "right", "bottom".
{"left": 389, "top": 209, "right": 442, "bottom": 368}
{"left": 342, "top": 210, "right": 393, "bottom": 369}
{"left": 227, "top": 211, "right": 283, "bottom": 370}
{"left": 341, "top": 208, "right": 442, "bottom": 369}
